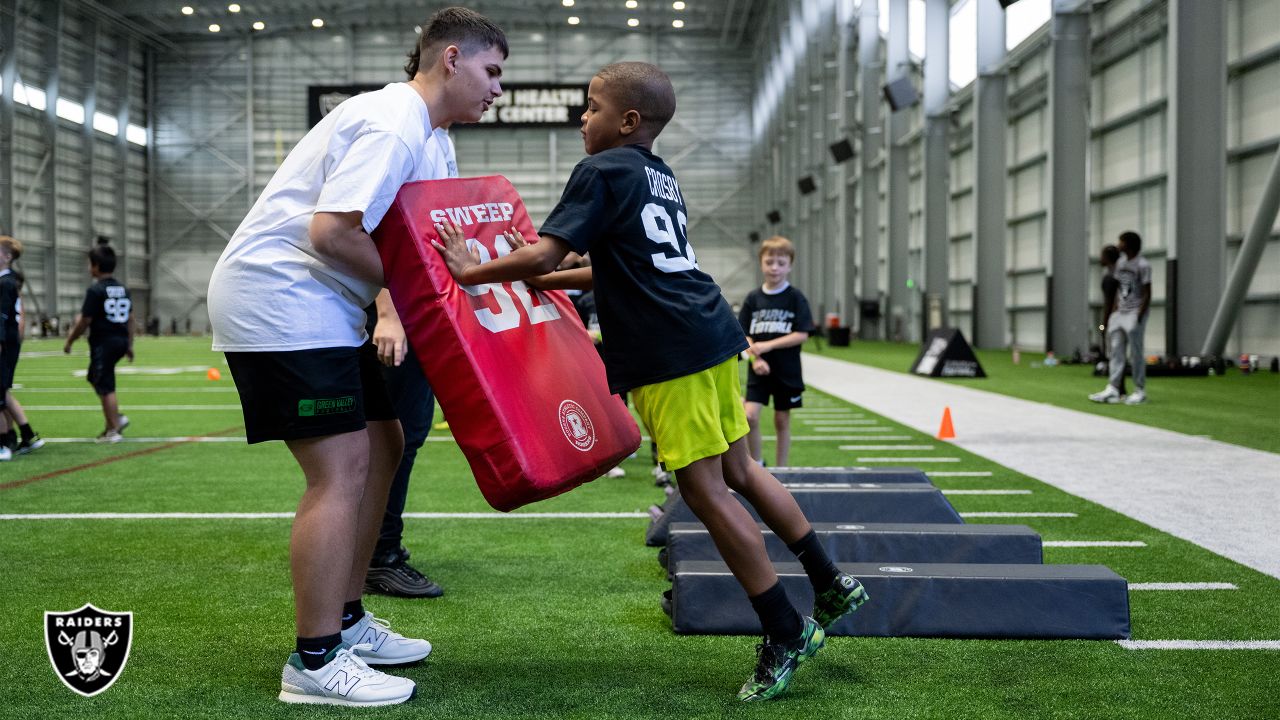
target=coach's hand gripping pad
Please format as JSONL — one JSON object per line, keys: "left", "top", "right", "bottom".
{"left": 373, "top": 176, "right": 641, "bottom": 511}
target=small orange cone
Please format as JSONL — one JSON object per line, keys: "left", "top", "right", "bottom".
{"left": 207, "top": 367, "right": 222, "bottom": 381}
{"left": 936, "top": 407, "right": 955, "bottom": 440}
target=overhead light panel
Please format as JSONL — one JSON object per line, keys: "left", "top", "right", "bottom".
{"left": 627, "top": 17, "right": 639, "bottom": 26}
{"left": 673, "top": 1, "right": 686, "bottom": 8}
{"left": 208, "top": 23, "right": 220, "bottom": 31}
{"left": 252, "top": 20, "right": 265, "bottom": 30}
{"left": 227, "top": 3, "right": 240, "bottom": 12}
{"left": 567, "top": 16, "right": 580, "bottom": 24}
{"left": 311, "top": 17, "right": 324, "bottom": 28}
{"left": 625, "top": 0, "right": 638, "bottom": 7}
{"left": 672, "top": 19, "right": 684, "bottom": 27}
{"left": 181, "top": 6, "right": 194, "bottom": 15}
{"left": 562, "top": 0, "right": 574, "bottom": 5}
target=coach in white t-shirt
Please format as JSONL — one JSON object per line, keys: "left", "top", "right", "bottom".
{"left": 1090, "top": 230, "right": 1153, "bottom": 406}
{"left": 207, "top": 8, "right": 506, "bottom": 707}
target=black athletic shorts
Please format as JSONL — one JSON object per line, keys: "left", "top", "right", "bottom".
{"left": 0, "top": 337, "right": 18, "bottom": 401}
{"left": 87, "top": 337, "right": 129, "bottom": 396}
{"left": 745, "top": 372, "right": 805, "bottom": 411}
{"left": 224, "top": 343, "right": 397, "bottom": 444}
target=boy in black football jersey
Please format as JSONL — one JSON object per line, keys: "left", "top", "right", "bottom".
{"left": 1, "top": 236, "right": 46, "bottom": 459}
{"left": 433, "top": 61, "right": 869, "bottom": 702}
{"left": 63, "top": 239, "right": 134, "bottom": 443}
{"left": 739, "top": 236, "right": 814, "bottom": 467}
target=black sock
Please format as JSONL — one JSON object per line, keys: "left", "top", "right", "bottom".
{"left": 0, "top": 431, "right": 14, "bottom": 449}
{"left": 340, "top": 599, "right": 365, "bottom": 630}
{"left": 787, "top": 530, "right": 841, "bottom": 592}
{"left": 296, "top": 633, "right": 342, "bottom": 670}
{"left": 748, "top": 581, "right": 803, "bottom": 644}
{"left": 19, "top": 423, "right": 33, "bottom": 440}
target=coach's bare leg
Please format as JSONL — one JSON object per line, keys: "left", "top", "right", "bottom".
{"left": 676, "top": 456, "right": 777, "bottom": 596}
{"left": 286, "top": 429, "right": 370, "bottom": 637}
{"left": 743, "top": 400, "right": 765, "bottom": 463}
{"left": 722, "top": 437, "right": 811, "bottom": 545}
{"left": 347, "top": 419, "right": 404, "bottom": 601}
{"left": 773, "top": 409, "right": 792, "bottom": 467}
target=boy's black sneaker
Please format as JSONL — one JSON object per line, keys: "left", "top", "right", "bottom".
{"left": 737, "top": 617, "right": 825, "bottom": 702}
{"left": 16, "top": 434, "right": 45, "bottom": 455}
{"left": 365, "top": 546, "right": 443, "bottom": 599}
{"left": 813, "top": 573, "right": 870, "bottom": 631}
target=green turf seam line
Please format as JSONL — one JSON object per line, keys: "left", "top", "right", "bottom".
{"left": 0, "top": 425, "right": 244, "bottom": 492}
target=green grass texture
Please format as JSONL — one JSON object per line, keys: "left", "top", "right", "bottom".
{"left": 1, "top": 337, "right": 1277, "bottom": 719}
{"left": 811, "top": 340, "right": 1280, "bottom": 454}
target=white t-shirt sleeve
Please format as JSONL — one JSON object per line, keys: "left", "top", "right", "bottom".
{"left": 315, "top": 130, "right": 416, "bottom": 234}
{"left": 1139, "top": 258, "right": 1152, "bottom": 286}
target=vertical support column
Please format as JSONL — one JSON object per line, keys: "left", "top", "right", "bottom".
{"left": 0, "top": 0, "right": 17, "bottom": 235}
{"left": 857, "top": 0, "right": 882, "bottom": 339}
{"left": 923, "top": 0, "right": 950, "bottom": 332}
{"left": 82, "top": 16, "right": 98, "bottom": 256}
{"left": 146, "top": 46, "right": 159, "bottom": 324}
{"left": 886, "top": 0, "right": 910, "bottom": 341}
{"left": 115, "top": 37, "right": 131, "bottom": 285}
{"left": 1046, "top": 0, "right": 1091, "bottom": 356}
{"left": 839, "top": 0, "right": 858, "bottom": 329}
{"left": 245, "top": 35, "right": 255, "bottom": 210}
{"left": 41, "top": 0, "right": 62, "bottom": 317}
{"left": 972, "top": 0, "right": 1007, "bottom": 348}
{"left": 1166, "top": 0, "right": 1225, "bottom": 356}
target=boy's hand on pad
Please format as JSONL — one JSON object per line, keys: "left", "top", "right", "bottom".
{"left": 501, "top": 227, "right": 530, "bottom": 251}
{"left": 431, "top": 219, "right": 481, "bottom": 279}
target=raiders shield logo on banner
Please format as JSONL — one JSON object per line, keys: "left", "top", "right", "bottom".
{"left": 45, "top": 604, "right": 133, "bottom": 697}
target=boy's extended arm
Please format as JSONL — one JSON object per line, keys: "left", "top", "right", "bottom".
{"left": 63, "top": 315, "right": 91, "bottom": 353}
{"left": 432, "top": 220, "right": 571, "bottom": 286}
{"left": 309, "top": 210, "right": 385, "bottom": 286}
{"left": 526, "top": 266, "right": 593, "bottom": 291}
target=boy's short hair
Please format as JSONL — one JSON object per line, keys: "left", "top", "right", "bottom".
{"left": 759, "top": 236, "right": 795, "bottom": 262}
{"left": 404, "top": 7, "right": 508, "bottom": 79}
{"left": 594, "top": 62, "right": 676, "bottom": 137}
{"left": 1118, "top": 231, "right": 1142, "bottom": 254}
{"left": 0, "top": 235, "right": 21, "bottom": 261}
{"left": 1100, "top": 244, "right": 1120, "bottom": 265}
{"left": 89, "top": 238, "right": 118, "bottom": 273}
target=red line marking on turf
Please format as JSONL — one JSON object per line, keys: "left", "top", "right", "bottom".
{"left": 0, "top": 426, "right": 244, "bottom": 492}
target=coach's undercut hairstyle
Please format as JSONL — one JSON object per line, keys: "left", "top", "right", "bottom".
{"left": 0, "top": 235, "right": 21, "bottom": 261}
{"left": 1119, "top": 230, "right": 1142, "bottom": 255}
{"left": 404, "top": 7, "right": 509, "bottom": 79}
{"left": 89, "top": 236, "right": 117, "bottom": 273}
{"left": 595, "top": 62, "right": 677, "bottom": 136}
{"left": 759, "top": 235, "right": 796, "bottom": 262}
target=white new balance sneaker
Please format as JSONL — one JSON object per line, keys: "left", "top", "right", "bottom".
{"left": 1088, "top": 385, "right": 1122, "bottom": 404}
{"left": 279, "top": 643, "right": 415, "bottom": 706}
{"left": 1124, "top": 390, "right": 1147, "bottom": 405}
{"left": 0, "top": 445, "right": 11, "bottom": 461}
{"left": 341, "top": 612, "right": 432, "bottom": 665}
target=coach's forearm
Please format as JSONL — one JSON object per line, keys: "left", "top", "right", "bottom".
{"left": 310, "top": 212, "right": 385, "bottom": 286}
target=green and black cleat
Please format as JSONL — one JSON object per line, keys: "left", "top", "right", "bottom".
{"left": 813, "top": 573, "right": 870, "bottom": 632}
{"left": 736, "top": 617, "right": 825, "bottom": 702}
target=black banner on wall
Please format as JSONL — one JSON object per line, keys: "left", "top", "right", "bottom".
{"left": 307, "top": 83, "right": 588, "bottom": 129}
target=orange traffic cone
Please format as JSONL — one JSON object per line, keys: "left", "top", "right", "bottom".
{"left": 207, "top": 367, "right": 222, "bottom": 381}
{"left": 936, "top": 407, "right": 955, "bottom": 440}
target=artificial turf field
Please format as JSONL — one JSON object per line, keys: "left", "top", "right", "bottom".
{"left": 2, "top": 336, "right": 1277, "bottom": 719}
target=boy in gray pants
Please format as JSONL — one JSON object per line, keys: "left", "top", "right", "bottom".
{"left": 1090, "top": 231, "right": 1151, "bottom": 405}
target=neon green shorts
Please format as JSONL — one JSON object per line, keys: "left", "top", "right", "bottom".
{"left": 631, "top": 356, "right": 750, "bottom": 472}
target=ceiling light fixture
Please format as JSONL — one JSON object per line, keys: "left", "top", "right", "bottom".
{"left": 672, "top": 19, "right": 684, "bottom": 27}
{"left": 208, "top": 23, "right": 220, "bottom": 31}
{"left": 181, "top": 6, "right": 194, "bottom": 15}
{"left": 567, "top": 16, "right": 580, "bottom": 24}
{"left": 626, "top": 0, "right": 638, "bottom": 8}
{"left": 627, "top": 17, "right": 639, "bottom": 26}
{"left": 252, "top": 20, "right": 265, "bottom": 30}
{"left": 311, "top": 17, "right": 324, "bottom": 28}
{"left": 673, "top": 1, "right": 686, "bottom": 9}
{"left": 227, "top": 3, "right": 240, "bottom": 12}
{"left": 562, "top": 0, "right": 574, "bottom": 5}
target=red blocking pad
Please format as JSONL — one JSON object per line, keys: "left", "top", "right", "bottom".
{"left": 373, "top": 175, "right": 641, "bottom": 511}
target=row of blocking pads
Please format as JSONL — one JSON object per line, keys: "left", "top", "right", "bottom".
{"left": 646, "top": 467, "right": 1132, "bottom": 639}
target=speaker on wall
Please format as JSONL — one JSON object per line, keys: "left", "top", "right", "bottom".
{"left": 767, "top": 210, "right": 782, "bottom": 224}
{"left": 749, "top": 231, "right": 761, "bottom": 243}
{"left": 829, "top": 138, "right": 855, "bottom": 164}
{"left": 999, "top": 0, "right": 1023, "bottom": 7}
{"left": 883, "top": 77, "right": 920, "bottom": 112}
{"left": 797, "top": 176, "right": 817, "bottom": 195}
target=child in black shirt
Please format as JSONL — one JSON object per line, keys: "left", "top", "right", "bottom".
{"left": 64, "top": 239, "right": 134, "bottom": 442}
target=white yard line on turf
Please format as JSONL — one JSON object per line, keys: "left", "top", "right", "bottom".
{"left": 1127, "top": 582, "right": 1238, "bottom": 590}
{"left": 838, "top": 445, "right": 934, "bottom": 450}
{"left": 942, "top": 489, "right": 1032, "bottom": 495}
{"left": 856, "top": 457, "right": 960, "bottom": 463}
{"left": 961, "top": 512, "right": 1078, "bottom": 518}
{"left": 1115, "top": 640, "right": 1279, "bottom": 650}
{"left": 927, "top": 471, "right": 994, "bottom": 477}
{"left": 1042, "top": 540, "right": 1146, "bottom": 547}
{"left": 0, "top": 512, "right": 650, "bottom": 521}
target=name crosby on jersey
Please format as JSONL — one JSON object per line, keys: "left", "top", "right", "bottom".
{"left": 645, "top": 166, "right": 684, "bottom": 206}
{"left": 749, "top": 307, "right": 796, "bottom": 336}
{"left": 429, "top": 203, "right": 516, "bottom": 228}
